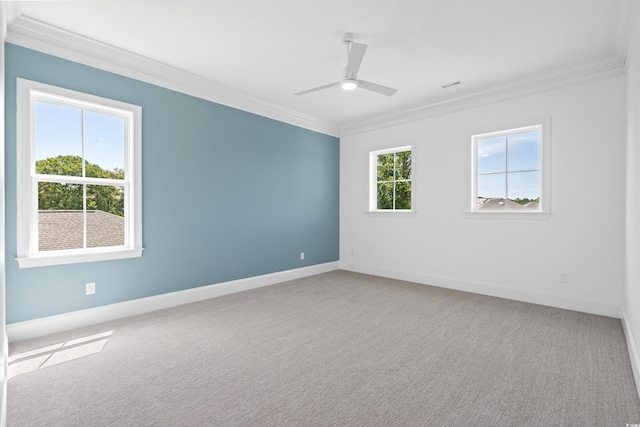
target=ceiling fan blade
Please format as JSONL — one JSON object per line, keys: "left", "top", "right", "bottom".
{"left": 346, "top": 42, "right": 367, "bottom": 76}
{"left": 358, "top": 80, "right": 398, "bottom": 96}
{"left": 294, "top": 81, "right": 340, "bottom": 96}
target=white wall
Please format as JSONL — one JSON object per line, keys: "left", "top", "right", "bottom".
{"left": 341, "top": 74, "right": 627, "bottom": 317}
{"left": 625, "top": 6, "right": 640, "bottom": 398}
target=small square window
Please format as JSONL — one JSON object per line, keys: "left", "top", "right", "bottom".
{"left": 469, "top": 118, "right": 550, "bottom": 217}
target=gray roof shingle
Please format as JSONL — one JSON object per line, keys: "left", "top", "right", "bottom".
{"left": 38, "top": 210, "right": 124, "bottom": 251}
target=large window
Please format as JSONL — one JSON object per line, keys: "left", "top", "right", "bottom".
{"left": 470, "top": 118, "right": 550, "bottom": 215}
{"left": 369, "top": 145, "right": 414, "bottom": 212}
{"left": 17, "top": 79, "right": 143, "bottom": 268}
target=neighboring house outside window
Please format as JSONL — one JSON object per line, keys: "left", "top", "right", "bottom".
{"left": 16, "top": 79, "right": 143, "bottom": 268}
{"left": 369, "top": 144, "right": 415, "bottom": 213}
{"left": 469, "top": 118, "right": 550, "bottom": 218}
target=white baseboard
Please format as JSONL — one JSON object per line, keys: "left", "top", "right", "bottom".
{"left": 340, "top": 261, "right": 623, "bottom": 318}
{"left": 622, "top": 307, "right": 640, "bottom": 399}
{"left": 7, "top": 262, "right": 339, "bottom": 342}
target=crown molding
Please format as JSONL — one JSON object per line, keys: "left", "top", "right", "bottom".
{"left": 5, "top": 16, "right": 339, "bottom": 137}
{"left": 340, "top": 53, "right": 626, "bottom": 136}
{"left": 5, "top": 7, "right": 635, "bottom": 140}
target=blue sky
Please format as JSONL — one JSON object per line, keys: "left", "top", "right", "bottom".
{"left": 477, "top": 130, "right": 540, "bottom": 200}
{"left": 35, "top": 101, "right": 125, "bottom": 172}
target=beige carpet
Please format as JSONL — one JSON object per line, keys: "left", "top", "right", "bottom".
{"left": 8, "top": 271, "right": 640, "bottom": 426}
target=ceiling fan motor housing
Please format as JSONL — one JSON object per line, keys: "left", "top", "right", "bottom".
{"left": 342, "top": 32, "right": 355, "bottom": 44}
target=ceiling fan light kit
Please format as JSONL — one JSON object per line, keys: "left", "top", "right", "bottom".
{"left": 295, "top": 33, "right": 397, "bottom": 97}
{"left": 341, "top": 78, "right": 358, "bottom": 91}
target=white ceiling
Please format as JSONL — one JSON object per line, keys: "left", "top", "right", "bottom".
{"left": 6, "top": 0, "right": 634, "bottom": 131}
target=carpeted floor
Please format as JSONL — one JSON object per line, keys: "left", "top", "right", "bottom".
{"left": 8, "top": 271, "right": 640, "bottom": 426}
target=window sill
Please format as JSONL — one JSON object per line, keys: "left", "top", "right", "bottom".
{"left": 464, "top": 211, "right": 551, "bottom": 220}
{"left": 365, "top": 210, "right": 417, "bottom": 218}
{"left": 17, "top": 247, "right": 144, "bottom": 268}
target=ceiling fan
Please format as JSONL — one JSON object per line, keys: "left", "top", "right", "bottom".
{"left": 295, "top": 33, "right": 398, "bottom": 97}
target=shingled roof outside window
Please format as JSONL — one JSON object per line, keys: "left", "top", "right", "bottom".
{"left": 38, "top": 210, "right": 124, "bottom": 251}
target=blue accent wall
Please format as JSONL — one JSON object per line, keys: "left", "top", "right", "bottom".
{"left": 5, "top": 44, "right": 339, "bottom": 324}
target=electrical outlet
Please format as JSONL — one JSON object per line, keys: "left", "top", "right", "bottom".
{"left": 300, "top": 252, "right": 305, "bottom": 260}
{"left": 86, "top": 282, "right": 96, "bottom": 295}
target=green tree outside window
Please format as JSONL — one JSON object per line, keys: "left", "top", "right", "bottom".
{"left": 376, "top": 150, "right": 411, "bottom": 210}
{"left": 36, "top": 155, "right": 124, "bottom": 217}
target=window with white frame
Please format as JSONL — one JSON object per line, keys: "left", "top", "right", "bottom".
{"left": 16, "top": 78, "right": 143, "bottom": 268}
{"left": 470, "top": 119, "right": 550, "bottom": 214}
{"left": 369, "top": 145, "right": 413, "bottom": 212}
